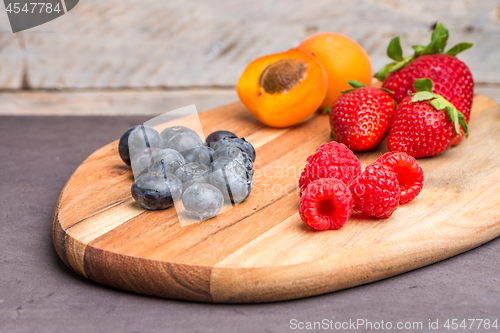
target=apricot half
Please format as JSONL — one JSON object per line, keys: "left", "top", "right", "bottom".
{"left": 237, "top": 49, "right": 327, "bottom": 128}
{"left": 298, "top": 33, "right": 372, "bottom": 110}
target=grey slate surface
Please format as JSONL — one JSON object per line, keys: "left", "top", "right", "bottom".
{"left": 1, "top": 116, "right": 499, "bottom": 333}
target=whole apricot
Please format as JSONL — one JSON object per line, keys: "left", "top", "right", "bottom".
{"left": 237, "top": 49, "right": 327, "bottom": 128}
{"left": 298, "top": 33, "right": 372, "bottom": 110}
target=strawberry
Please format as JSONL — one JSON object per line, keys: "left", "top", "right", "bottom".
{"left": 328, "top": 80, "right": 396, "bottom": 151}
{"left": 387, "top": 78, "right": 468, "bottom": 158}
{"left": 374, "top": 23, "right": 473, "bottom": 140}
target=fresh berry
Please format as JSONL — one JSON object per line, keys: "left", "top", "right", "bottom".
{"left": 374, "top": 23, "right": 473, "bottom": 137}
{"left": 119, "top": 126, "right": 137, "bottom": 166}
{"left": 299, "top": 178, "right": 353, "bottom": 230}
{"left": 299, "top": 142, "right": 361, "bottom": 195}
{"left": 383, "top": 54, "right": 473, "bottom": 122}
{"left": 131, "top": 172, "right": 183, "bottom": 210}
{"left": 214, "top": 137, "right": 256, "bottom": 162}
{"left": 376, "top": 151, "right": 424, "bottom": 204}
{"left": 329, "top": 80, "right": 396, "bottom": 151}
{"left": 349, "top": 163, "right": 400, "bottom": 218}
{"left": 387, "top": 78, "right": 468, "bottom": 158}
{"left": 205, "top": 130, "right": 237, "bottom": 148}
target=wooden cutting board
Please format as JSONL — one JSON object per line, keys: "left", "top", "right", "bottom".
{"left": 52, "top": 95, "right": 500, "bottom": 303}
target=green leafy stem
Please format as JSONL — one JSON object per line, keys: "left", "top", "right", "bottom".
{"left": 374, "top": 23, "right": 473, "bottom": 81}
{"left": 412, "top": 78, "right": 468, "bottom": 137}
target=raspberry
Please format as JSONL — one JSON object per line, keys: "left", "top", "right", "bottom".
{"left": 299, "top": 178, "right": 353, "bottom": 230}
{"left": 349, "top": 163, "right": 400, "bottom": 218}
{"left": 376, "top": 151, "right": 424, "bottom": 204}
{"left": 299, "top": 142, "right": 361, "bottom": 195}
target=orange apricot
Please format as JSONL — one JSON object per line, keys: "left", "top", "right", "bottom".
{"left": 237, "top": 49, "right": 327, "bottom": 128}
{"left": 298, "top": 33, "right": 372, "bottom": 110}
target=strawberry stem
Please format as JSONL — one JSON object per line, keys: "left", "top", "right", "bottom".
{"left": 374, "top": 22, "right": 473, "bottom": 81}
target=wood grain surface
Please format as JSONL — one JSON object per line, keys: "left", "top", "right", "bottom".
{"left": 52, "top": 95, "right": 500, "bottom": 303}
{"left": 4, "top": 0, "right": 500, "bottom": 90}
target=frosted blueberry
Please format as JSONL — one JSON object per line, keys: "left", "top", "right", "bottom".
{"left": 130, "top": 147, "right": 162, "bottom": 179}
{"left": 149, "top": 149, "right": 185, "bottom": 174}
{"left": 131, "top": 172, "right": 183, "bottom": 210}
{"left": 127, "top": 125, "right": 162, "bottom": 161}
{"left": 174, "top": 162, "right": 210, "bottom": 191}
{"left": 167, "top": 132, "right": 204, "bottom": 157}
{"left": 182, "top": 183, "right": 224, "bottom": 219}
{"left": 205, "top": 130, "right": 237, "bottom": 148}
{"left": 184, "top": 145, "right": 214, "bottom": 166}
{"left": 210, "top": 157, "right": 252, "bottom": 204}
{"left": 214, "top": 137, "right": 255, "bottom": 162}
{"left": 160, "top": 126, "right": 199, "bottom": 148}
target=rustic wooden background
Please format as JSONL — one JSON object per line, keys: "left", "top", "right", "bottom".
{"left": 0, "top": 0, "right": 499, "bottom": 115}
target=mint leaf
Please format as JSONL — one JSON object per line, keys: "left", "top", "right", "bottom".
{"left": 387, "top": 37, "right": 404, "bottom": 61}
{"left": 413, "top": 78, "right": 433, "bottom": 92}
{"left": 445, "top": 42, "right": 473, "bottom": 56}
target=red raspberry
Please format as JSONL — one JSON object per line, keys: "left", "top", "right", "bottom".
{"left": 299, "top": 142, "right": 361, "bottom": 195}
{"left": 349, "top": 163, "right": 400, "bottom": 218}
{"left": 299, "top": 178, "right": 353, "bottom": 230}
{"left": 376, "top": 151, "right": 424, "bottom": 204}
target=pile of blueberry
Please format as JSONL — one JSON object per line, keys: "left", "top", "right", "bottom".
{"left": 118, "top": 126, "right": 256, "bottom": 219}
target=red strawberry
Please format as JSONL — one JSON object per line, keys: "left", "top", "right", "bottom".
{"left": 375, "top": 23, "right": 473, "bottom": 139}
{"left": 328, "top": 80, "right": 396, "bottom": 151}
{"left": 387, "top": 78, "right": 468, "bottom": 158}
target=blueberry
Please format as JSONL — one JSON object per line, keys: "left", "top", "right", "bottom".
{"left": 118, "top": 126, "right": 137, "bottom": 166}
{"left": 184, "top": 145, "right": 214, "bottom": 166}
{"left": 174, "top": 162, "right": 210, "bottom": 191}
{"left": 214, "top": 137, "right": 256, "bottom": 162}
{"left": 130, "top": 147, "right": 162, "bottom": 179}
{"left": 160, "top": 126, "right": 199, "bottom": 148}
{"left": 210, "top": 157, "right": 252, "bottom": 204}
{"left": 205, "top": 130, "right": 237, "bottom": 148}
{"left": 182, "top": 183, "right": 224, "bottom": 219}
{"left": 128, "top": 126, "right": 162, "bottom": 161}
{"left": 131, "top": 172, "right": 182, "bottom": 210}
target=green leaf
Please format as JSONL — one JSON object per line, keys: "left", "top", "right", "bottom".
{"left": 411, "top": 44, "right": 425, "bottom": 55}
{"left": 340, "top": 88, "right": 355, "bottom": 94}
{"left": 445, "top": 42, "right": 473, "bottom": 56}
{"left": 413, "top": 78, "right": 433, "bottom": 92}
{"left": 374, "top": 62, "right": 396, "bottom": 81}
{"left": 387, "top": 37, "right": 404, "bottom": 61}
{"left": 322, "top": 105, "right": 331, "bottom": 114}
{"left": 420, "top": 22, "right": 449, "bottom": 55}
{"left": 347, "top": 80, "right": 365, "bottom": 89}
{"left": 445, "top": 105, "right": 461, "bottom": 136}
{"left": 380, "top": 88, "right": 394, "bottom": 95}
{"left": 430, "top": 96, "right": 451, "bottom": 110}
{"left": 412, "top": 91, "right": 437, "bottom": 102}
{"left": 387, "top": 55, "right": 414, "bottom": 73}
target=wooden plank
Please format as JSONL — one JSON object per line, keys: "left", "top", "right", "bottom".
{"left": 52, "top": 95, "right": 500, "bottom": 302}
{"left": 7, "top": 0, "right": 500, "bottom": 90}
{"left": 0, "top": 89, "right": 238, "bottom": 115}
